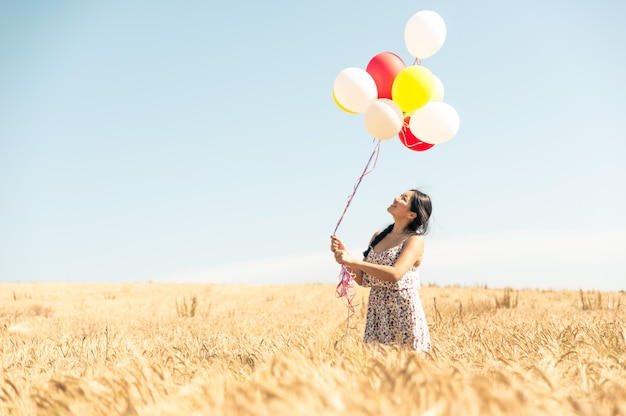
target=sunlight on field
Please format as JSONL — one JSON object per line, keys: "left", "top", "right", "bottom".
{"left": 1, "top": 283, "right": 625, "bottom": 415}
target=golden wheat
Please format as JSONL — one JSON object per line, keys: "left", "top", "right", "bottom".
{"left": 1, "top": 282, "right": 624, "bottom": 415}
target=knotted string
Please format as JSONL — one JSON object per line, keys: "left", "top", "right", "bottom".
{"left": 333, "top": 140, "right": 381, "bottom": 335}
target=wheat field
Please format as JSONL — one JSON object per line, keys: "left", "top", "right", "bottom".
{"left": 1, "top": 282, "right": 625, "bottom": 415}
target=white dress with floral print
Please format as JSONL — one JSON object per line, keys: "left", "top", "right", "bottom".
{"left": 361, "top": 240, "right": 431, "bottom": 351}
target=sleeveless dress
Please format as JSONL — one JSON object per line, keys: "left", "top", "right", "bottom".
{"left": 361, "top": 240, "right": 431, "bottom": 352}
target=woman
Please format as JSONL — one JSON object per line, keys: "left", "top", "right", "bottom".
{"left": 330, "top": 189, "right": 432, "bottom": 351}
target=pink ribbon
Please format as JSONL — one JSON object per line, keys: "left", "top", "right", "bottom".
{"left": 333, "top": 140, "right": 381, "bottom": 335}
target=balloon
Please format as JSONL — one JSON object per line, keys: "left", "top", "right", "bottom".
{"left": 332, "top": 89, "right": 357, "bottom": 114}
{"left": 366, "top": 52, "right": 406, "bottom": 100}
{"left": 363, "top": 99, "right": 403, "bottom": 140}
{"left": 431, "top": 75, "right": 445, "bottom": 102}
{"left": 391, "top": 66, "right": 435, "bottom": 113}
{"left": 398, "top": 117, "right": 435, "bottom": 151}
{"left": 404, "top": 10, "right": 447, "bottom": 59}
{"left": 409, "top": 102, "right": 460, "bottom": 144}
{"left": 332, "top": 67, "right": 377, "bottom": 114}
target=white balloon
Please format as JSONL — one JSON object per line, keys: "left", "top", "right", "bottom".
{"left": 408, "top": 102, "right": 459, "bottom": 144}
{"left": 404, "top": 10, "right": 447, "bottom": 59}
{"left": 333, "top": 67, "right": 377, "bottom": 114}
{"left": 363, "top": 99, "right": 403, "bottom": 140}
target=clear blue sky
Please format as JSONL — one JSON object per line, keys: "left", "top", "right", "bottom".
{"left": 1, "top": 1, "right": 625, "bottom": 291}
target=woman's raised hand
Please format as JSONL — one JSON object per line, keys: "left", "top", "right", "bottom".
{"left": 330, "top": 235, "right": 346, "bottom": 253}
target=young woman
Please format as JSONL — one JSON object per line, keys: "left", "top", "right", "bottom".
{"left": 330, "top": 189, "right": 432, "bottom": 351}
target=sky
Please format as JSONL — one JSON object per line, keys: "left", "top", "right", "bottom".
{"left": 1, "top": 0, "right": 625, "bottom": 291}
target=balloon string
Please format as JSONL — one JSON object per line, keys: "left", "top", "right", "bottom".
{"left": 333, "top": 139, "right": 381, "bottom": 337}
{"left": 333, "top": 140, "right": 381, "bottom": 235}
{"left": 335, "top": 264, "right": 358, "bottom": 336}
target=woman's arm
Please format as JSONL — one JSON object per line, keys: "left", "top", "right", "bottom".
{"left": 334, "top": 235, "right": 424, "bottom": 283}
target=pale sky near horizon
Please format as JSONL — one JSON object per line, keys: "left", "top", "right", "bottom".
{"left": 2, "top": 1, "right": 625, "bottom": 292}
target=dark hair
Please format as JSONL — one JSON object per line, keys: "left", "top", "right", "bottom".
{"left": 362, "top": 189, "right": 432, "bottom": 257}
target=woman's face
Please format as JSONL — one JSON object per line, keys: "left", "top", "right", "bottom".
{"left": 387, "top": 190, "right": 417, "bottom": 218}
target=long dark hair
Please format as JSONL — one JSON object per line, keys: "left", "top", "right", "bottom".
{"left": 362, "top": 189, "right": 432, "bottom": 257}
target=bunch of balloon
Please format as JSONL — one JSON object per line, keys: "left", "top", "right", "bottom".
{"left": 332, "top": 10, "right": 460, "bottom": 152}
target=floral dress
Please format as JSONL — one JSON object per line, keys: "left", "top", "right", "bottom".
{"left": 361, "top": 240, "right": 431, "bottom": 352}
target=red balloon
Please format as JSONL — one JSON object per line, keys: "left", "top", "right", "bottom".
{"left": 399, "top": 117, "right": 435, "bottom": 152}
{"left": 366, "top": 52, "right": 406, "bottom": 100}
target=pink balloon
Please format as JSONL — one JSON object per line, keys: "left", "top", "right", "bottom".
{"left": 366, "top": 52, "right": 406, "bottom": 100}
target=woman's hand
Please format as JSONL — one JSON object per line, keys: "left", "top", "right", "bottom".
{"left": 330, "top": 235, "right": 364, "bottom": 286}
{"left": 333, "top": 249, "right": 355, "bottom": 266}
{"left": 330, "top": 235, "right": 346, "bottom": 253}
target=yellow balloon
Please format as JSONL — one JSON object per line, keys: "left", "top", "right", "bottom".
{"left": 391, "top": 66, "right": 435, "bottom": 113}
{"left": 332, "top": 89, "right": 357, "bottom": 114}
